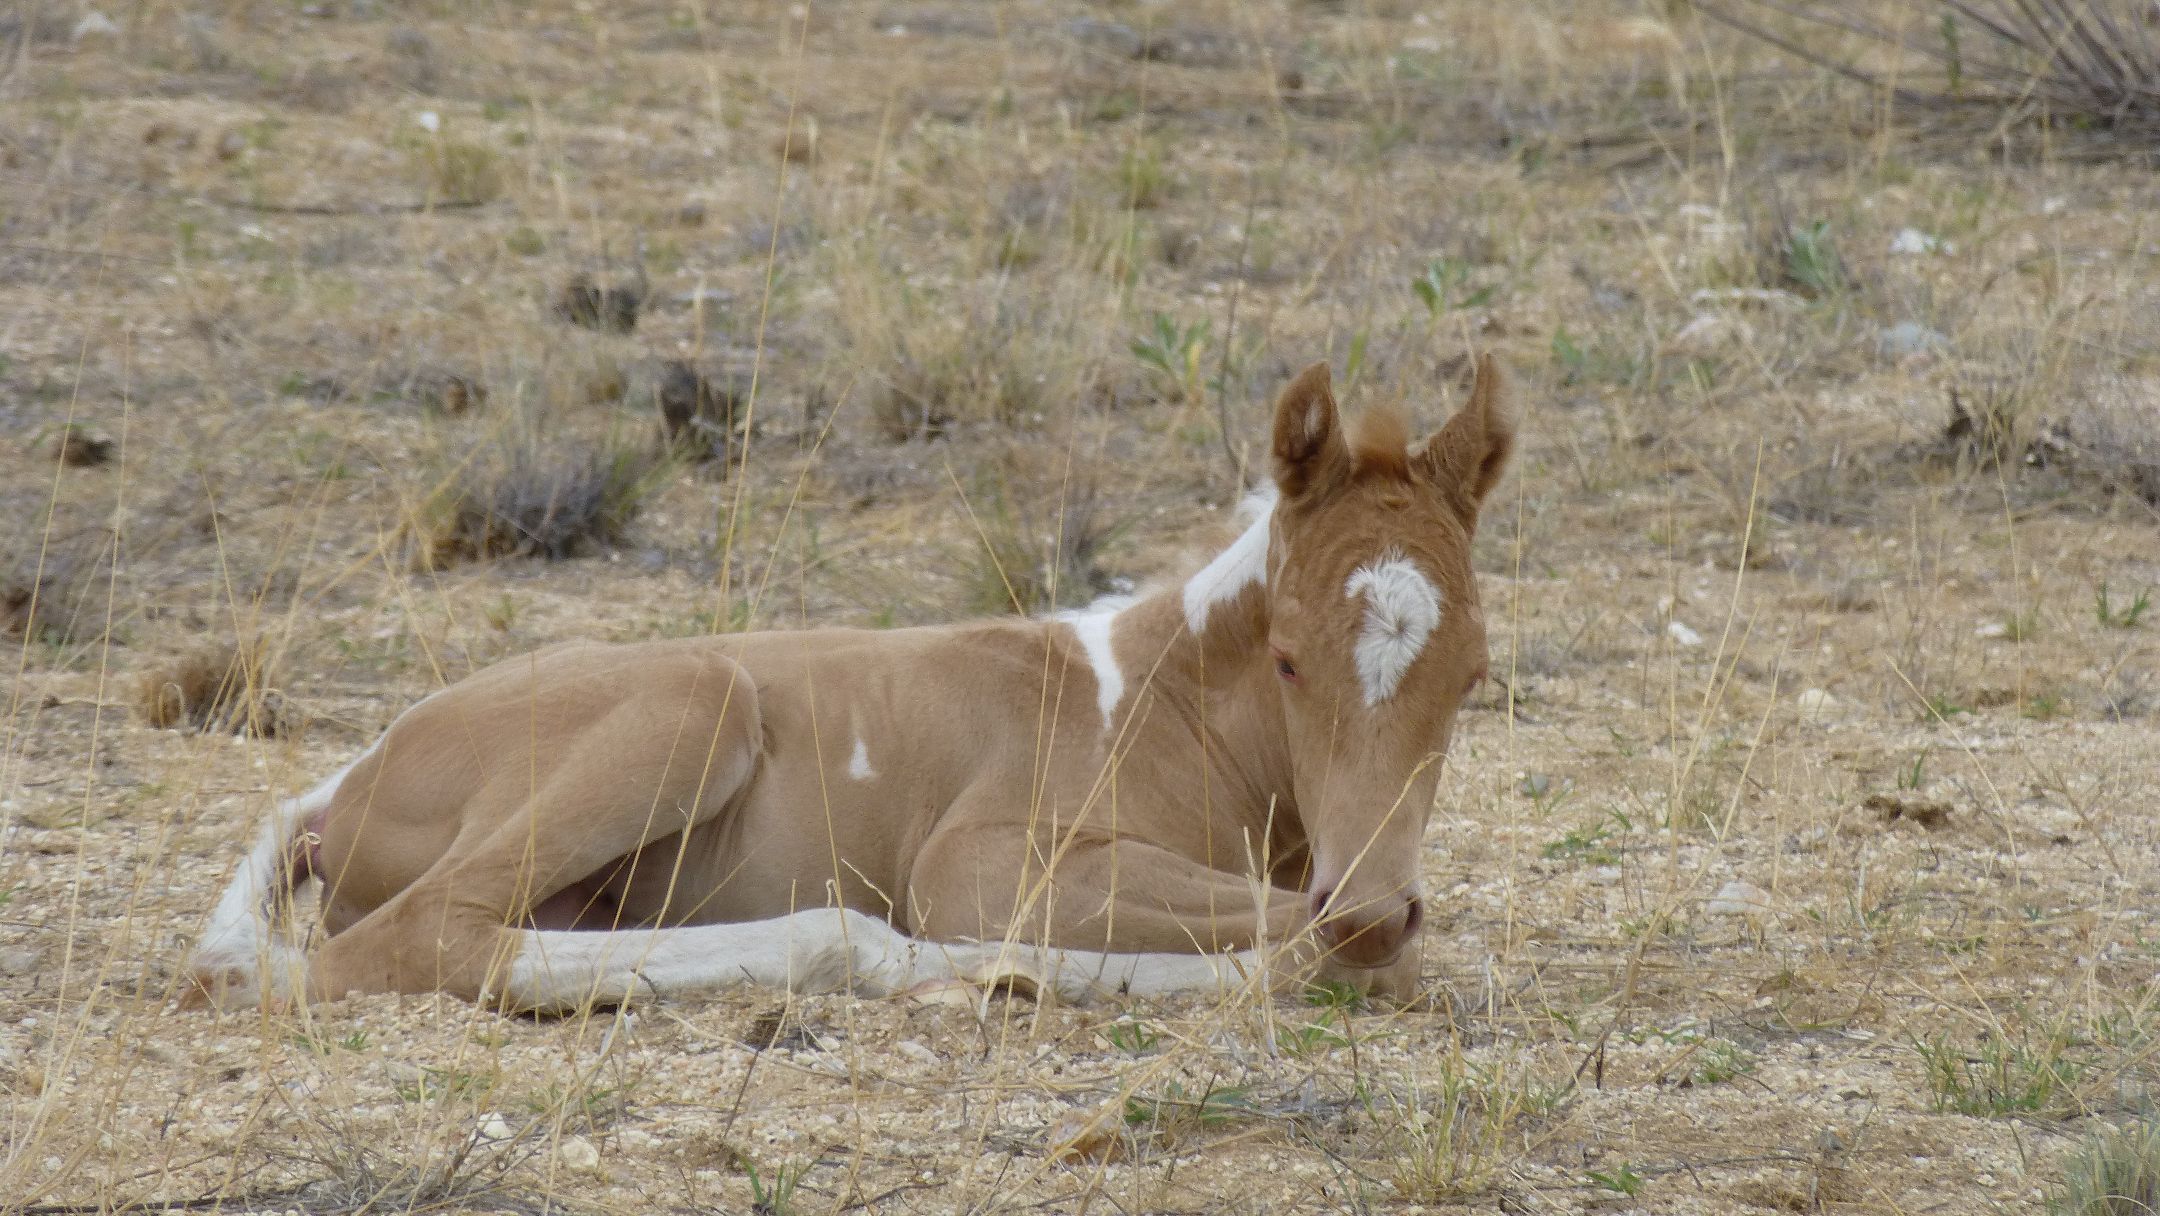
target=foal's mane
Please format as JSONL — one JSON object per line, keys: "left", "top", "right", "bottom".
{"left": 1348, "top": 406, "right": 1412, "bottom": 480}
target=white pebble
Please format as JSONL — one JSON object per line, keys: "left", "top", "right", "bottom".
{"left": 1796, "top": 688, "right": 1835, "bottom": 723}
{"left": 1666, "top": 620, "right": 1704, "bottom": 647}
{"left": 1707, "top": 880, "right": 1772, "bottom": 917}
{"left": 556, "top": 1134, "right": 600, "bottom": 1171}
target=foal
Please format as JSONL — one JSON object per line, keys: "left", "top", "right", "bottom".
{"left": 192, "top": 357, "right": 1512, "bottom": 1011}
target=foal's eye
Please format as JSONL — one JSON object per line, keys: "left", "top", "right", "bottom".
{"left": 1275, "top": 655, "right": 1299, "bottom": 682}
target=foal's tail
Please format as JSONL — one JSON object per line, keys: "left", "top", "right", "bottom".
{"left": 187, "top": 760, "right": 349, "bottom": 1007}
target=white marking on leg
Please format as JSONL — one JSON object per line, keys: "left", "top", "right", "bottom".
{"left": 1059, "top": 608, "right": 1124, "bottom": 730}
{"left": 847, "top": 736, "right": 876, "bottom": 782}
{"left": 501, "top": 909, "right": 1260, "bottom": 1011}
{"left": 1344, "top": 550, "right": 1443, "bottom": 706}
{"left": 1182, "top": 489, "right": 1276, "bottom": 634}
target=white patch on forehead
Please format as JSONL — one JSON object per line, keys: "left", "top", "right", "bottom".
{"left": 847, "top": 736, "right": 876, "bottom": 781}
{"left": 1344, "top": 550, "right": 1443, "bottom": 707}
{"left": 1182, "top": 489, "right": 1277, "bottom": 635}
{"left": 1059, "top": 607, "right": 1125, "bottom": 730}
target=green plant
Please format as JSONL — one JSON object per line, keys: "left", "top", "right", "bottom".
{"left": 1305, "top": 979, "right": 1367, "bottom": 1012}
{"left": 1541, "top": 815, "right": 1621, "bottom": 865}
{"left": 1690, "top": 1039, "right": 1757, "bottom": 1087}
{"left": 1131, "top": 312, "right": 1210, "bottom": 403}
{"left": 1411, "top": 256, "right": 1497, "bottom": 316}
{"left": 1123, "top": 1081, "right": 1254, "bottom": 1132}
{"left": 1899, "top": 753, "right": 1929, "bottom": 789}
{"left": 1916, "top": 1028, "right": 2089, "bottom": 1116}
{"left": 1781, "top": 220, "right": 1847, "bottom": 297}
{"left": 2096, "top": 583, "right": 2151, "bottom": 629}
{"left": 1101, "top": 1019, "right": 1161, "bottom": 1055}
{"left": 1589, "top": 1163, "right": 1646, "bottom": 1196}
{"left": 743, "top": 1156, "right": 806, "bottom": 1216}
{"left": 1282, "top": 1013, "right": 1351, "bottom": 1057}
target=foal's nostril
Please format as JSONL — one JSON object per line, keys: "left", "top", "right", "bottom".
{"left": 1401, "top": 895, "right": 1424, "bottom": 939}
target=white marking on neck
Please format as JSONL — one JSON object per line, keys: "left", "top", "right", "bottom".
{"left": 1344, "top": 550, "right": 1443, "bottom": 706}
{"left": 1058, "top": 606, "right": 1125, "bottom": 730}
{"left": 847, "top": 736, "right": 876, "bottom": 781}
{"left": 1182, "top": 489, "right": 1277, "bottom": 635}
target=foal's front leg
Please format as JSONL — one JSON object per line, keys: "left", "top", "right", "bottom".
{"left": 908, "top": 828, "right": 1418, "bottom": 1000}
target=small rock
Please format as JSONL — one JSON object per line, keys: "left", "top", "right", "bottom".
{"left": 895, "top": 1039, "right": 938, "bottom": 1066}
{"left": 1666, "top": 620, "right": 1704, "bottom": 647}
{"left": 0, "top": 947, "right": 43, "bottom": 976}
{"left": 1877, "top": 321, "right": 1946, "bottom": 360}
{"left": 414, "top": 110, "right": 441, "bottom": 134}
{"left": 555, "top": 1135, "right": 600, "bottom": 1172}
{"left": 1974, "top": 621, "right": 2010, "bottom": 639}
{"left": 72, "top": 12, "right": 119, "bottom": 42}
{"left": 1889, "top": 227, "right": 1948, "bottom": 255}
{"left": 1795, "top": 688, "right": 1835, "bottom": 723}
{"left": 1707, "top": 880, "right": 1772, "bottom": 917}
{"left": 215, "top": 129, "right": 248, "bottom": 161}
{"left": 477, "top": 1114, "right": 516, "bottom": 1141}
{"left": 54, "top": 424, "right": 113, "bottom": 467}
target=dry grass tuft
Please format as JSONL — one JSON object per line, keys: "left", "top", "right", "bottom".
{"left": 961, "top": 452, "right": 1128, "bottom": 615}
{"left": 2055, "top": 1118, "right": 2160, "bottom": 1215}
{"left": 553, "top": 273, "right": 644, "bottom": 334}
{"left": 1, "top": 538, "right": 117, "bottom": 648}
{"left": 417, "top": 436, "right": 669, "bottom": 567}
{"left": 136, "top": 638, "right": 291, "bottom": 738}
{"left": 1703, "top": 1, "right": 2160, "bottom": 134}
{"left": 657, "top": 360, "right": 745, "bottom": 464}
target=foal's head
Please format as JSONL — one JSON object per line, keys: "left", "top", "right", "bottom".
{"left": 1264, "top": 356, "right": 1513, "bottom": 969}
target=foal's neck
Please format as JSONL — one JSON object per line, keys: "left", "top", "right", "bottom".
{"left": 1105, "top": 495, "right": 1294, "bottom": 828}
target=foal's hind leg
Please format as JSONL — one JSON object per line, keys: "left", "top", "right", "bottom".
{"left": 305, "top": 663, "right": 761, "bottom": 1004}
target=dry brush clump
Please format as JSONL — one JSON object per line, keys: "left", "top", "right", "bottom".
{"left": 415, "top": 435, "right": 670, "bottom": 567}
{"left": 827, "top": 239, "right": 1113, "bottom": 443}
{"left": 136, "top": 637, "right": 293, "bottom": 737}
{"left": 1702, "top": 1, "right": 2160, "bottom": 134}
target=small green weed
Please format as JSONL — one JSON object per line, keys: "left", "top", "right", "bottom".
{"left": 2096, "top": 583, "right": 2151, "bottom": 629}
{"left": 742, "top": 1156, "right": 807, "bottom": 1216}
{"left": 1131, "top": 313, "right": 1210, "bottom": 403}
{"left": 1123, "top": 1081, "right": 1255, "bottom": 1133}
{"left": 1411, "top": 256, "right": 1496, "bottom": 316}
{"left": 1588, "top": 1163, "right": 1646, "bottom": 1196}
{"left": 1101, "top": 1018, "right": 1161, "bottom": 1055}
{"left": 1781, "top": 220, "right": 1847, "bottom": 297}
{"left": 1916, "top": 1028, "right": 2088, "bottom": 1117}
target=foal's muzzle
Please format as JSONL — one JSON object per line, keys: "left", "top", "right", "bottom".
{"left": 1308, "top": 887, "right": 1424, "bottom": 968}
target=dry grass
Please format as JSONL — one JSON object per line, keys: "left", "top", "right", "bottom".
{"left": 4, "top": 1, "right": 2159, "bottom": 1212}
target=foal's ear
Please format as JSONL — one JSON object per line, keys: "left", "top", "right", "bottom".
{"left": 1414, "top": 354, "right": 1515, "bottom": 518}
{"left": 1272, "top": 362, "right": 1350, "bottom": 500}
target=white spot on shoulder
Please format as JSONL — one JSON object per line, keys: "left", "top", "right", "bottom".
{"left": 1344, "top": 551, "right": 1443, "bottom": 706}
{"left": 1058, "top": 607, "right": 1125, "bottom": 730}
{"left": 1182, "top": 489, "right": 1276, "bottom": 635}
{"left": 847, "top": 736, "right": 876, "bottom": 781}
